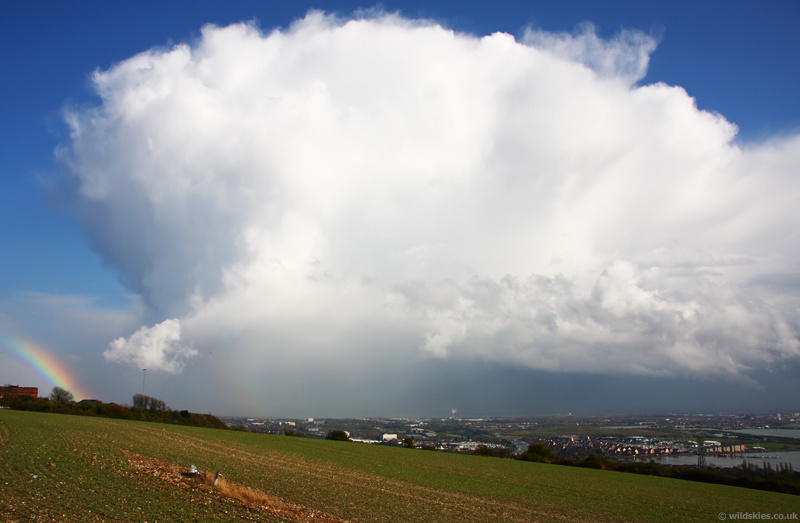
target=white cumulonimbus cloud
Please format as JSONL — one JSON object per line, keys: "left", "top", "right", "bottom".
{"left": 57, "top": 12, "right": 799, "bottom": 383}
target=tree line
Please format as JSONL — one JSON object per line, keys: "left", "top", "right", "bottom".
{"left": 1, "top": 386, "right": 226, "bottom": 430}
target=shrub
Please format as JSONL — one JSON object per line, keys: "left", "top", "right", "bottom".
{"left": 326, "top": 430, "right": 351, "bottom": 441}
{"left": 472, "top": 445, "right": 495, "bottom": 457}
{"left": 518, "top": 443, "right": 556, "bottom": 463}
{"left": 582, "top": 453, "right": 615, "bottom": 470}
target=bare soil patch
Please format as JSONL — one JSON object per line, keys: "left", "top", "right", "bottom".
{"left": 122, "top": 450, "right": 349, "bottom": 523}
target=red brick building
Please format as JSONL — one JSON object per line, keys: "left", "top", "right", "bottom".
{"left": 0, "top": 385, "right": 38, "bottom": 401}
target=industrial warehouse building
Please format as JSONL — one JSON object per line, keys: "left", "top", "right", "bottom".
{"left": 0, "top": 384, "right": 38, "bottom": 401}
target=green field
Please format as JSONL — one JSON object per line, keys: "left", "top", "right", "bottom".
{"left": 2, "top": 410, "right": 798, "bottom": 522}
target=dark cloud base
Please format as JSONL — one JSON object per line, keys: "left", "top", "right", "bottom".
{"left": 387, "top": 361, "right": 800, "bottom": 418}
{"left": 157, "top": 359, "right": 800, "bottom": 419}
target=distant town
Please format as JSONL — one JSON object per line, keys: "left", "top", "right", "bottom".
{"left": 220, "top": 412, "right": 800, "bottom": 465}
{"left": 4, "top": 383, "right": 798, "bottom": 469}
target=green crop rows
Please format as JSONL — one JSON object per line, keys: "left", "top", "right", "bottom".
{"left": 1, "top": 410, "right": 798, "bottom": 522}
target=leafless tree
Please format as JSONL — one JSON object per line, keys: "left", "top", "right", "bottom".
{"left": 49, "top": 386, "right": 74, "bottom": 404}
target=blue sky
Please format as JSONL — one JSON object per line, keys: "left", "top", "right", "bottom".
{"left": 1, "top": 1, "right": 799, "bottom": 417}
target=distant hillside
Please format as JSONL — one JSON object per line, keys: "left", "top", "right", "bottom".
{"left": 2, "top": 410, "right": 798, "bottom": 522}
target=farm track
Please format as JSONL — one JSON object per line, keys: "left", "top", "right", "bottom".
{"left": 3, "top": 411, "right": 799, "bottom": 522}
{"left": 0, "top": 417, "right": 8, "bottom": 444}
{"left": 0, "top": 413, "right": 630, "bottom": 521}
{"left": 122, "top": 423, "right": 595, "bottom": 522}
{"left": 122, "top": 450, "right": 349, "bottom": 523}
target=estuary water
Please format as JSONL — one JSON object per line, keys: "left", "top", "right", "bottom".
{"left": 640, "top": 451, "right": 800, "bottom": 469}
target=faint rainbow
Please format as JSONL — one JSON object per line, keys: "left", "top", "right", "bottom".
{"left": 0, "top": 332, "right": 91, "bottom": 400}
{"left": 206, "top": 350, "right": 262, "bottom": 416}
